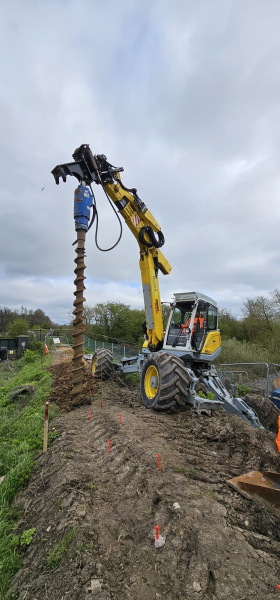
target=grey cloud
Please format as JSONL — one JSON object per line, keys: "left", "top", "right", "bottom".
{"left": 0, "top": 0, "right": 280, "bottom": 322}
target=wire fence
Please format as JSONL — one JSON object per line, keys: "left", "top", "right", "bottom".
{"left": 83, "top": 336, "right": 138, "bottom": 364}
{"left": 218, "top": 362, "right": 280, "bottom": 399}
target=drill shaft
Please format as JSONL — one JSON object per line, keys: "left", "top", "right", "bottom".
{"left": 72, "top": 229, "right": 86, "bottom": 399}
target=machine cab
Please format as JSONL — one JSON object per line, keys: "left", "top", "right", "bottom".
{"left": 163, "top": 292, "right": 220, "bottom": 357}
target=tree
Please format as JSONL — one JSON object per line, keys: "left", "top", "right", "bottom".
{"left": 86, "top": 302, "right": 145, "bottom": 343}
{"left": 83, "top": 304, "right": 96, "bottom": 326}
{"left": 28, "top": 309, "right": 53, "bottom": 328}
{"left": 218, "top": 306, "right": 245, "bottom": 341}
{"left": 7, "top": 318, "right": 29, "bottom": 338}
{"left": 0, "top": 306, "right": 13, "bottom": 332}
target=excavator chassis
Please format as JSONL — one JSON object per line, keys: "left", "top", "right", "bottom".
{"left": 101, "top": 351, "right": 263, "bottom": 427}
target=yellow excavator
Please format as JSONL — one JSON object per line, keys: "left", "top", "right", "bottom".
{"left": 52, "top": 144, "right": 262, "bottom": 427}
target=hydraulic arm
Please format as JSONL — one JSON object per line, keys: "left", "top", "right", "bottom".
{"left": 52, "top": 144, "right": 171, "bottom": 398}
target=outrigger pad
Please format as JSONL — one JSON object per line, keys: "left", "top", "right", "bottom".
{"left": 227, "top": 471, "right": 280, "bottom": 508}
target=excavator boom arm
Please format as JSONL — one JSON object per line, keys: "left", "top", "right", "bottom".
{"left": 52, "top": 144, "right": 171, "bottom": 350}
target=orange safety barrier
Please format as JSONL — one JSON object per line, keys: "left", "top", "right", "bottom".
{"left": 44, "top": 343, "right": 49, "bottom": 355}
{"left": 276, "top": 416, "right": 280, "bottom": 453}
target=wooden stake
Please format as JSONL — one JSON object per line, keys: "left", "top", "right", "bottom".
{"left": 43, "top": 401, "right": 49, "bottom": 453}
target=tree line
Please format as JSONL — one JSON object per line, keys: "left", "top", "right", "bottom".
{"left": 219, "top": 289, "right": 280, "bottom": 362}
{"left": 2, "top": 291, "right": 280, "bottom": 365}
{"left": 0, "top": 306, "right": 54, "bottom": 337}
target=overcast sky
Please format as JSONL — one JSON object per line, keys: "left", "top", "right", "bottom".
{"left": 1, "top": 0, "right": 280, "bottom": 323}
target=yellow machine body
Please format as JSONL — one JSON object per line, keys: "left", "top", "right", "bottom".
{"left": 105, "top": 177, "right": 171, "bottom": 351}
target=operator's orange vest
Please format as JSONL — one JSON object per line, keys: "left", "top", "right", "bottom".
{"left": 183, "top": 316, "right": 204, "bottom": 334}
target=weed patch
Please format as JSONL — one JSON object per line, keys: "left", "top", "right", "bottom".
{"left": 172, "top": 465, "right": 197, "bottom": 477}
{"left": 47, "top": 527, "right": 76, "bottom": 569}
{"left": 125, "top": 372, "right": 140, "bottom": 387}
{"left": 20, "top": 528, "right": 36, "bottom": 547}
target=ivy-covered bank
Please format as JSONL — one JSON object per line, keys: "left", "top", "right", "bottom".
{"left": 0, "top": 351, "right": 54, "bottom": 598}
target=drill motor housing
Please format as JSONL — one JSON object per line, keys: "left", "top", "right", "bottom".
{"left": 74, "top": 184, "right": 93, "bottom": 231}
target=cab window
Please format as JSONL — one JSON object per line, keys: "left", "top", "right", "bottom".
{"left": 207, "top": 305, "right": 217, "bottom": 330}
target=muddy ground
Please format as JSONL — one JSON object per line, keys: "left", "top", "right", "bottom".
{"left": 7, "top": 360, "right": 280, "bottom": 600}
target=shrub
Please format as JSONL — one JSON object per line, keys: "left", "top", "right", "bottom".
{"left": 21, "top": 350, "right": 38, "bottom": 364}
{"left": 238, "top": 385, "right": 250, "bottom": 397}
{"left": 217, "top": 338, "right": 275, "bottom": 366}
{"left": 7, "top": 319, "right": 29, "bottom": 338}
{"left": 28, "top": 338, "right": 44, "bottom": 355}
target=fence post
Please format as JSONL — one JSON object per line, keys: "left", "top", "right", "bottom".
{"left": 112, "top": 343, "right": 113, "bottom": 355}
{"left": 124, "top": 346, "right": 126, "bottom": 358}
{"left": 95, "top": 340, "right": 96, "bottom": 351}
{"left": 265, "top": 364, "right": 269, "bottom": 399}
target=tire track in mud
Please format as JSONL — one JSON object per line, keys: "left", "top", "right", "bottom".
{"left": 7, "top": 378, "right": 280, "bottom": 600}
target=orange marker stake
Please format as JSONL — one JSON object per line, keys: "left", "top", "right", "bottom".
{"left": 108, "top": 439, "right": 111, "bottom": 452}
{"left": 89, "top": 410, "right": 91, "bottom": 421}
{"left": 120, "top": 414, "right": 122, "bottom": 424}
{"left": 157, "top": 453, "right": 162, "bottom": 471}
{"left": 101, "top": 398, "right": 103, "bottom": 409}
{"left": 155, "top": 526, "right": 160, "bottom": 540}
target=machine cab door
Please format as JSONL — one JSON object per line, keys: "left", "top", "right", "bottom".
{"left": 165, "top": 299, "right": 218, "bottom": 353}
{"left": 191, "top": 301, "right": 218, "bottom": 352}
{"left": 165, "top": 301, "right": 194, "bottom": 348}
{"left": 191, "top": 300, "right": 208, "bottom": 352}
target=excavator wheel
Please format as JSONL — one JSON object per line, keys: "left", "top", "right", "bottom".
{"left": 140, "top": 352, "right": 190, "bottom": 411}
{"left": 91, "top": 348, "right": 113, "bottom": 380}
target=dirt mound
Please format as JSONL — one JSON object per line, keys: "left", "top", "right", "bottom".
{"left": 48, "top": 360, "right": 99, "bottom": 411}
{"left": 7, "top": 373, "right": 280, "bottom": 600}
{"left": 245, "top": 393, "right": 280, "bottom": 433}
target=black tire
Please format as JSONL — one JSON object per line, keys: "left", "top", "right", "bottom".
{"left": 91, "top": 348, "right": 113, "bottom": 380}
{"left": 140, "top": 352, "right": 191, "bottom": 411}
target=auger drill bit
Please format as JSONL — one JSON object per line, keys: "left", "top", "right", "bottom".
{"left": 70, "top": 183, "right": 94, "bottom": 403}
{"left": 72, "top": 229, "right": 86, "bottom": 399}
{"left": 51, "top": 149, "right": 99, "bottom": 402}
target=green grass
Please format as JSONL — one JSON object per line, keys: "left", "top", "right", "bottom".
{"left": 0, "top": 354, "right": 53, "bottom": 599}
{"left": 172, "top": 465, "right": 197, "bottom": 477}
{"left": 125, "top": 372, "right": 140, "bottom": 386}
{"left": 46, "top": 527, "right": 76, "bottom": 569}
{"left": 56, "top": 498, "right": 62, "bottom": 511}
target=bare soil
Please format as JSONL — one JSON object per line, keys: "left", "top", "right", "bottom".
{"left": 7, "top": 360, "right": 280, "bottom": 600}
